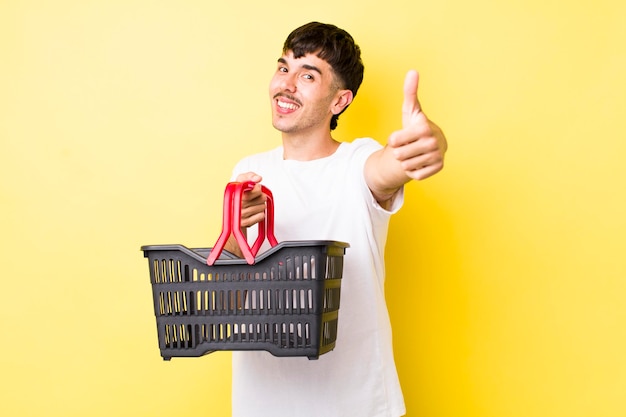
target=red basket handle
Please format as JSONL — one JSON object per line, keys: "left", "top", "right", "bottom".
{"left": 207, "top": 181, "right": 278, "bottom": 265}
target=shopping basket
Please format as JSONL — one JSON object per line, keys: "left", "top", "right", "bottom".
{"left": 141, "top": 181, "right": 349, "bottom": 360}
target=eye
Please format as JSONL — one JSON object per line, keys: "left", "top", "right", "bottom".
{"left": 302, "top": 73, "right": 314, "bottom": 80}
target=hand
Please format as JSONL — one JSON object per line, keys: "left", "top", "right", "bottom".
{"left": 234, "top": 172, "right": 266, "bottom": 228}
{"left": 388, "top": 70, "right": 447, "bottom": 180}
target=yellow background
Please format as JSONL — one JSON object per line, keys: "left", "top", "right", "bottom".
{"left": 1, "top": 1, "right": 625, "bottom": 416}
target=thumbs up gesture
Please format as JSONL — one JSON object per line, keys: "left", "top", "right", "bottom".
{"left": 388, "top": 70, "right": 447, "bottom": 180}
{"left": 365, "top": 70, "right": 448, "bottom": 205}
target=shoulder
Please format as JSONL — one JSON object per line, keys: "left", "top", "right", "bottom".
{"left": 342, "top": 137, "right": 382, "bottom": 153}
{"left": 233, "top": 146, "right": 282, "bottom": 169}
{"left": 336, "top": 138, "right": 382, "bottom": 164}
{"left": 238, "top": 146, "right": 282, "bottom": 163}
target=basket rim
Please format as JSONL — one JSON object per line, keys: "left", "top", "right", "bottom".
{"left": 141, "top": 240, "right": 349, "bottom": 265}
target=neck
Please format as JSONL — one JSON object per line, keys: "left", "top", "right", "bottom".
{"left": 281, "top": 131, "right": 340, "bottom": 161}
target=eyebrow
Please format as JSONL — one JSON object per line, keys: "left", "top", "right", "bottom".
{"left": 277, "top": 57, "right": 323, "bottom": 75}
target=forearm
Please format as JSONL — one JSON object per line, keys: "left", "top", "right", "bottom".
{"left": 364, "top": 146, "right": 410, "bottom": 207}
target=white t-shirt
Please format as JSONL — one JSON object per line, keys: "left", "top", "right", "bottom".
{"left": 230, "top": 138, "right": 406, "bottom": 417}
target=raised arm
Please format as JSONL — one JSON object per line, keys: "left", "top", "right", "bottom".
{"left": 364, "top": 70, "right": 447, "bottom": 208}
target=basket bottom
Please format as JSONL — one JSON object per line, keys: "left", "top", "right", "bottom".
{"left": 157, "top": 316, "right": 338, "bottom": 360}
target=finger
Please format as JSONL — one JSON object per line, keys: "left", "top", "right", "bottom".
{"left": 241, "top": 197, "right": 266, "bottom": 216}
{"left": 396, "top": 149, "right": 444, "bottom": 179}
{"left": 387, "top": 120, "right": 431, "bottom": 149}
{"left": 406, "top": 162, "right": 444, "bottom": 181}
{"left": 241, "top": 184, "right": 265, "bottom": 204}
{"left": 240, "top": 186, "right": 267, "bottom": 227}
{"left": 402, "top": 70, "right": 422, "bottom": 128}
{"left": 235, "top": 171, "right": 263, "bottom": 183}
{"left": 240, "top": 208, "right": 265, "bottom": 228}
{"left": 391, "top": 134, "right": 439, "bottom": 161}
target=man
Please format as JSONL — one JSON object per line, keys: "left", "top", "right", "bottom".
{"left": 225, "top": 21, "right": 447, "bottom": 417}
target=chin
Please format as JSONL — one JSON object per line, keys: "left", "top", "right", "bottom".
{"left": 272, "top": 120, "right": 294, "bottom": 133}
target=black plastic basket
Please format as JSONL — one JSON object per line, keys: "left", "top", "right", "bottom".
{"left": 142, "top": 182, "right": 348, "bottom": 360}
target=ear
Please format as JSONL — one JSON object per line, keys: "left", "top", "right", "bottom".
{"left": 331, "top": 89, "right": 354, "bottom": 115}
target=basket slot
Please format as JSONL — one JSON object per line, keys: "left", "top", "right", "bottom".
{"left": 191, "top": 290, "right": 246, "bottom": 315}
{"left": 192, "top": 270, "right": 213, "bottom": 282}
{"left": 323, "top": 285, "right": 341, "bottom": 313}
{"left": 165, "top": 323, "right": 234, "bottom": 347}
{"left": 203, "top": 323, "right": 233, "bottom": 342}
{"left": 296, "top": 255, "right": 315, "bottom": 280}
{"left": 325, "top": 255, "right": 344, "bottom": 280}
{"left": 163, "top": 323, "right": 196, "bottom": 348}
{"left": 248, "top": 289, "right": 272, "bottom": 313}
{"left": 321, "top": 317, "right": 339, "bottom": 349}
{"left": 158, "top": 291, "right": 191, "bottom": 315}
{"left": 278, "top": 254, "right": 318, "bottom": 280}
{"left": 152, "top": 259, "right": 194, "bottom": 284}
{"left": 233, "top": 322, "right": 312, "bottom": 348}
{"left": 275, "top": 288, "right": 313, "bottom": 314}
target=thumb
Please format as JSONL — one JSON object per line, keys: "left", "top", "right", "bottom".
{"left": 402, "top": 70, "right": 422, "bottom": 128}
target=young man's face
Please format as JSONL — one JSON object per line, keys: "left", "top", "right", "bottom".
{"left": 269, "top": 51, "right": 351, "bottom": 135}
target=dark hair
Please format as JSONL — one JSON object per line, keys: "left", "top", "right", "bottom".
{"left": 283, "top": 22, "right": 364, "bottom": 130}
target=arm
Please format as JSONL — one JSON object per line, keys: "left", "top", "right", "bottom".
{"left": 365, "top": 70, "right": 448, "bottom": 208}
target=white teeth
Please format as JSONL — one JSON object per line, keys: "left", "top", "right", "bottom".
{"left": 277, "top": 100, "right": 298, "bottom": 110}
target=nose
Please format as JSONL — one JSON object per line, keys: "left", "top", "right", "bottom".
{"left": 278, "top": 72, "right": 297, "bottom": 93}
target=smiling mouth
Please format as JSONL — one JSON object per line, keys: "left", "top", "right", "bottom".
{"left": 274, "top": 93, "right": 301, "bottom": 111}
{"left": 277, "top": 100, "right": 299, "bottom": 111}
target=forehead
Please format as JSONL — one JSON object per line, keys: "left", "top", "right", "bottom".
{"left": 278, "top": 51, "right": 333, "bottom": 74}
